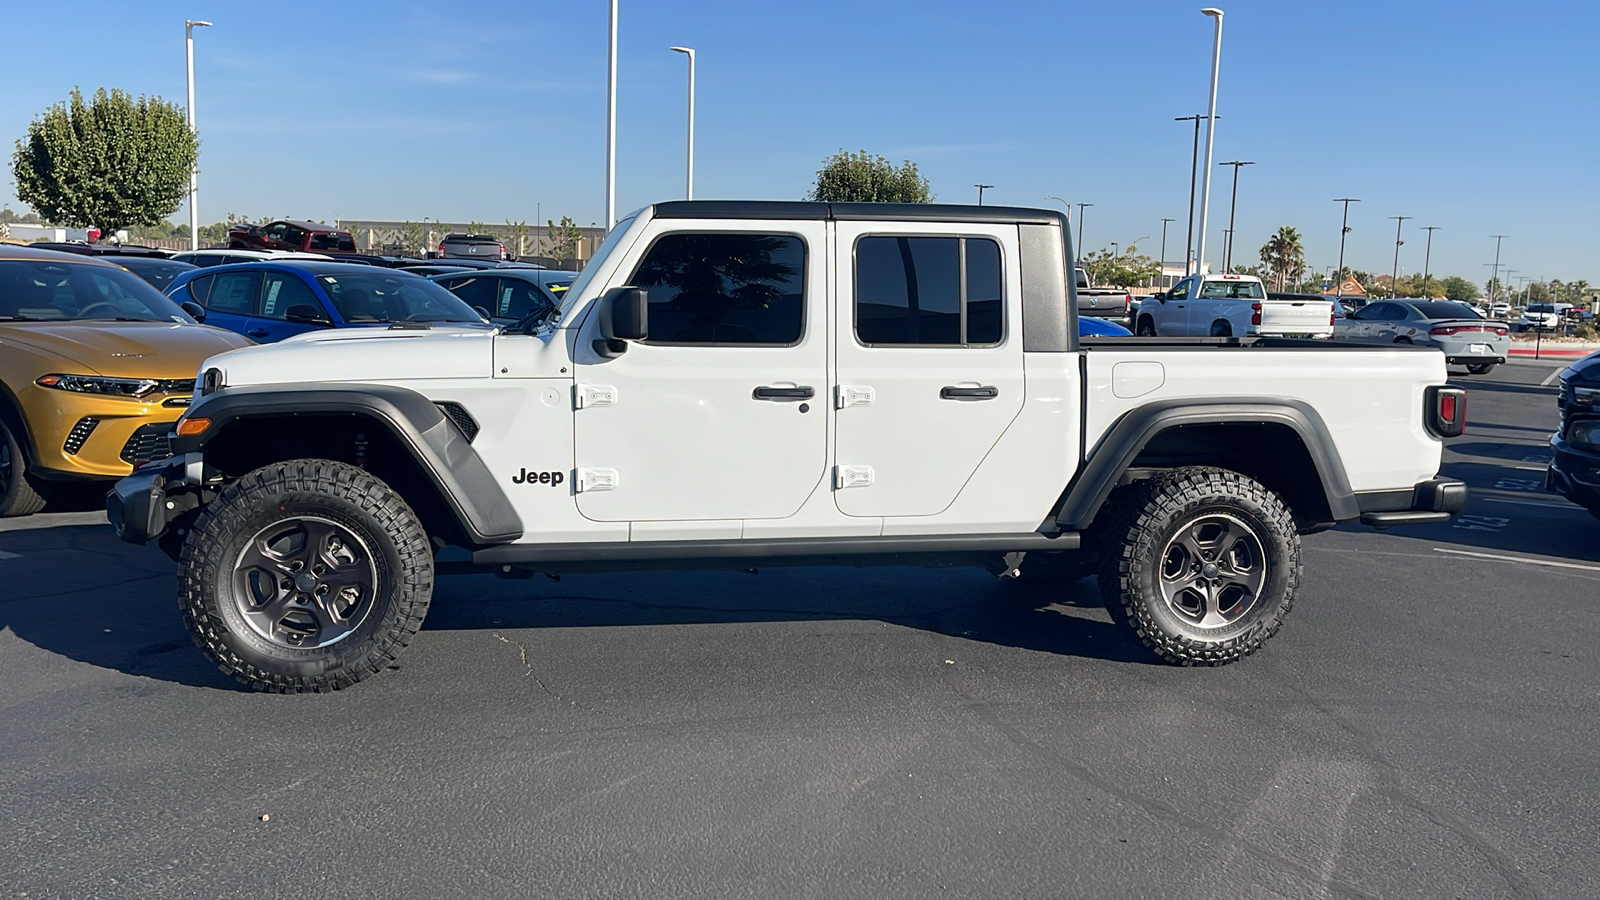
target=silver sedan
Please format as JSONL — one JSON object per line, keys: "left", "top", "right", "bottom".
{"left": 1334, "top": 300, "right": 1510, "bottom": 374}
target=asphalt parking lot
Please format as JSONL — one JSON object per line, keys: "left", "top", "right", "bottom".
{"left": 1, "top": 361, "right": 1595, "bottom": 900}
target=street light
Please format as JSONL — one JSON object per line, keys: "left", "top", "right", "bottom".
{"left": 1218, "top": 160, "right": 1253, "bottom": 271}
{"left": 974, "top": 183, "right": 994, "bottom": 205}
{"left": 1110, "top": 242, "right": 1118, "bottom": 257}
{"left": 184, "top": 19, "right": 212, "bottom": 251}
{"left": 1196, "top": 7, "right": 1225, "bottom": 275}
{"left": 1489, "top": 234, "right": 1509, "bottom": 306}
{"left": 1420, "top": 226, "right": 1440, "bottom": 298}
{"left": 1332, "top": 198, "right": 1360, "bottom": 297}
{"left": 605, "top": 0, "right": 618, "bottom": 227}
{"left": 1159, "top": 217, "right": 1175, "bottom": 287}
{"left": 1175, "top": 115, "right": 1203, "bottom": 275}
{"left": 1389, "top": 215, "right": 1411, "bottom": 298}
{"left": 1076, "top": 203, "right": 1093, "bottom": 264}
{"left": 669, "top": 46, "right": 695, "bottom": 200}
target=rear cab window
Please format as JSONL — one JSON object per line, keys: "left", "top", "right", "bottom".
{"left": 853, "top": 235, "right": 1004, "bottom": 346}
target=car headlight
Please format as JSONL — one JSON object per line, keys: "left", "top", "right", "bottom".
{"left": 35, "top": 374, "right": 161, "bottom": 398}
{"left": 1574, "top": 386, "right": 1599, "bottom": 408}
{"left": 1570, "top": 420, "right": 1600, "bottom": 450}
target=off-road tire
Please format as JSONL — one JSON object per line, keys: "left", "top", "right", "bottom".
{"left": 1098, "top": 467, "right": 1300, "bottom": 666}
{"left": 1136, "top": 316, "right": 1157, "bottom": 337}
{"left": 0, "top": 420, "right": 47, "bottom": 518}
{"left": 178, "top": 459, "right": 433, "bottom": 692}
{"left": 1465, "top": 362, "right": 1497, "bottom": 375}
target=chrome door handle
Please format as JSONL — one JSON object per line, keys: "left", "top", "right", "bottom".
{"left": 940, "top": 385, "right": 999, "bottom": 401}
{"left": 753, "top": 386, "right": 814, "bottom": 401}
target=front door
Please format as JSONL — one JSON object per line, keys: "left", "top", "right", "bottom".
{"left": 832, "top": 223, "right": 1025, "bottom": 517}
{"left": 1154, "top": 276, "right": 1195, "bottom": 335}
{"left": 572, "top": 222, "right": 829, "bottom": 523}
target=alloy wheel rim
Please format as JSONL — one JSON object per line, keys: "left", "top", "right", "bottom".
{"left": 1157, "top": 511, "right": 1268, "bottom": 629}
{"left": 232, "top": 516, "right": 378, "bottom": 649}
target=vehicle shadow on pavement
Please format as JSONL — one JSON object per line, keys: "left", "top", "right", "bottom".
{"left": 0, "top": 525, "right": 1157, "bottom": 691}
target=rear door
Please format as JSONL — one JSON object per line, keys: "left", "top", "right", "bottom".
{"left": 832, "top": 222, "right": 1024, "bottom": 517}
{"left": 192, "top": 269, "right": 261, "bottom": 338}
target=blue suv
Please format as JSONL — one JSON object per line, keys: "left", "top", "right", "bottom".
{"left": 165, "top": 261, "right": 491, "bottom": 342}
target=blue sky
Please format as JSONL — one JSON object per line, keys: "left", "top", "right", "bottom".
{"left": 2, "top": 0, "right": 1593, "bottom": 284}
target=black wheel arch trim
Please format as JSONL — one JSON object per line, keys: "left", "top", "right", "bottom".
{"left": 173, "top": 383, "right": 523, "bottom": 546}
{"left": 1053, "top": 398, "right": 1359, "bottom": 531}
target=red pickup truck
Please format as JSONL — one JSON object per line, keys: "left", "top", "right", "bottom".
{"left": 228, "top": 220, "right": 357, "bottom": 253}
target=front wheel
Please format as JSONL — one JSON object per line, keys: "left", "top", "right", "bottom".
{"left": 1135, "top": 316, "right": 1157, "bottom": 337}
{"left": 1099, "top": 467, "right": 1300, "bottom": 666}
{"left": 1465, "top": 362, "right": 1497, "bottom": 375}
{"left": 178, "top": 459, "right": 434, "bottom": 692}
{"left": 0, "top": 420, "right": 46, "bottom": 518}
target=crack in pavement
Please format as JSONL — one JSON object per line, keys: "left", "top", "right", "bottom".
{"left": 491, "top": 631, "right": 553, "bottom": 696}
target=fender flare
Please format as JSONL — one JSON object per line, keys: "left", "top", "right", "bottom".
{"left": 173, "top": 383, "right": 523, "bottom": 545}
{"left": 1054, "top": 398, "right": 1358, "bottom": 531}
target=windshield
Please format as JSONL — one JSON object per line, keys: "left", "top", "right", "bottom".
{"left": 117, "top": 258, "right": 198, "bottom": 291}
{"left": 557, "top": 214, "right": 637, "bottom": 317}
{"left": 1198, "top": 279, "right": 1265, "bottom": 299}
{"left": 315, "top": 271, "right": 488, "bottom": 324}
{"left": 1412, "top": 301, "right": 1482, "bottom": 320}
{"left": 0, "top": 259, "right": 195, "bottom": 322}
{"left": 309, "top": 233, "right": 356, "bottom": 251}
{"left": 1527, "top": 303, "right": 1557, "bottom": 313}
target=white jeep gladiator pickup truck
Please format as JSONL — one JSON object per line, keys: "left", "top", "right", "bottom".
{"left": 1134, "top": 272, "right": 1335, "bottom": 338}
{"left": 109, "top": 201, "right": 1466, "bottom": 692}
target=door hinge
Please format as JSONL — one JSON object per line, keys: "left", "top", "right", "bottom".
{"left": 833, "top": 465, "right": 874, "bottom": 490}
{"left": 575, "top": 467, "right": 619, "bottom": 492}
{"left": 836, "top": 385, "right": 874, "bottom": 409}
{"left": 575, "top": 384, "right": 618, "bottom": 409}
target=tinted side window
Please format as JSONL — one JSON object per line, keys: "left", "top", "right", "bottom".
{"left": 629, "top": 233, "right": 805, "bottom": 344}
{"left": 854, "top": 236, "right": 1003, "bottom": 346}
{"left": 186, "top": 274, "right": 215, "bottom": 303}
{"left": 205, "top": 271, "right": 260, "bottom": 315}
{"left": 258, "top": 271, "right": 323, "bottom": 320}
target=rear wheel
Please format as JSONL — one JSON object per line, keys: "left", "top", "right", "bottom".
{"left": 1136, "top": 316, "right": 1157, "bottom": 337}
{"left": 1466, "top": 362, "right": 1497, "bottom": 375}
{"left": 1395, "top": 336, "right": 1414, "bottom": 345}
{"left": 179, "top": 459, "right": 433, "bottom": 692}
{"left": 0, "top": 420, "right": 46, "bottom": 518}
{"left": 1099, "top": 467, "right": 1300, "bottom": 666}
{"left": 1209, "top": 320, "right": 1233, "bottom": 337}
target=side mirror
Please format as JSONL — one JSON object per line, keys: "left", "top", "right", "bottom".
{"left": 284, "top": 304, "right": 331, "bottom": 326}
{"left": 180, "top": 301, "right": 206, "bottom": 323}
{"left": 594, "top": 286, "right": 647, "bottom": 357}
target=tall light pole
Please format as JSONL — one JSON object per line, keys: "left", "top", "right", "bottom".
{"left": 974, "top": 183, "right": 994, "bottom": 205}
{"left": 605, "top": 0, "right": 618, "bottom": 227}
{"left": 1332, "top": 198, "right": 1359, "bottom": 298}
{"left": 1388, "top": 215, "right": 1411, "bottom": 298}
{"left": 1196, "top": 7, "right": 1225, "bottom": 275}
{"left": 1489, "top": 234, "right": 1509, "bottom": 305}
{"left": 1159, "top": 217, "right": 1175, "bottom": 287}
{"left": 1218, "top": 160, "right": 1253, "bottom": 271}
{"left": 1175, "top": 115, "right": 1203, "bottom": 275}
{"left": 1076, "top": 203, "right": 1093, "bottom": 264}
{"left": 1110, "top": 242, "right": 1118, "bottom": 257}
{"left": 184, "top": 19, "right": 212, "bottom": 251}
{"left": 669, "top": 46, "right": 695, "bottom": 200}
{"left": 1420, "top": 226, "right": 1439, "bottom": 298}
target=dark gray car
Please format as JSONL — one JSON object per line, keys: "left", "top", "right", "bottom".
{"left": 429, "top": 268, "right": 561, "bottom": 325}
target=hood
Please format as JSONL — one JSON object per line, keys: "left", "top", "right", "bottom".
{"left": 0, "top": 321, "right": 253, "bottom": 378}
{"left": 208, "top": 325, "right": 501, "bottom": 387}
{"left": 1564, "top": 349, "right": 1600, "bottom": 385}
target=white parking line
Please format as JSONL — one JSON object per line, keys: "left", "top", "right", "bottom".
{"left": 1482, "top": 496, "right": 1585, "bottom": 511}
{"left": 0, "top": 550, "right": 20, "bottom": 560}
{"left": 1541, "top": 368, "right": 1564, "bottom": 386}
{"left": 1434, "top": 547, "right": 1600, "bottom": 573}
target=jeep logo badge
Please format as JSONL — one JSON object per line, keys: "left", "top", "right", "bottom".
{"left": 512, "top": 469, "right": 565, "bottom": 487}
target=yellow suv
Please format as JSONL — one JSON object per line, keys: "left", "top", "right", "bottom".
{"left": 0, "top": 246, "right": 252, "bottom": 516}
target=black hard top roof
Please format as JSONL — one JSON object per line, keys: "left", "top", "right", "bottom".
{"left": 650, "top": 200, "right": 1066, "bottom": 226}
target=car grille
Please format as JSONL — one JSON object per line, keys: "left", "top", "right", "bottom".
{"left": 120, "top": 422, "right": 176, "bottom": 465}
{"left": 63, "top": 417, "right": 100, "bottom": 455}
{"left": 435, "top": 402, "right": 479, "bottom": 442}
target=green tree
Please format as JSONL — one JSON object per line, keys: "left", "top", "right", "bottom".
{"left": 1257, "top": 226, "right": 1306, "bottom": 291}
{"left": 11, "top": 87, "right": 198, "bottom": 234}
{"left": 1081, "top": 247, "right": 1160, "bottom": 288}
{"left": 807, "top": 150, "right": 932, "bottom": 203}
{"left": 505, "top": 219, "right": 531, "bottom": 259}
{"left": 542, "top": 216, "right": 583, "bottom": 261}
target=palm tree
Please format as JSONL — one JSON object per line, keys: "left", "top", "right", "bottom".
{"left": 1257, "top": 226, "right": 1306, "bottom": 292}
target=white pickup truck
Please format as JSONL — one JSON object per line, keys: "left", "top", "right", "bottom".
{"left": 109, "top": 201, "right": 1466, "bottom": 692}
{"left": 1133, "top": 272, "right": 1335, "bottom": 338}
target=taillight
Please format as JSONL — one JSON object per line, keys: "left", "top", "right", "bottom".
{"left": 1425, "top": 385, "right": 1467, "bottom": 438}
{"left": 1493, "top": 326, "right": 1508, "bottom": 336}
{"left": 1250, "top": 302, "right": 1262, "bottom": 326}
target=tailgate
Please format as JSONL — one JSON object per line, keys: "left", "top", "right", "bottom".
{"left": 1259, "top": 299, "right": 1333, "bottom": 335}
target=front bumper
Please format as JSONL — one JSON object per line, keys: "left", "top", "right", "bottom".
{"left": 1357, "top": 477, "right": 1469, "bottom": 528}
{"left": 107, "top": 455, "right": 205, "bottom": 545}
{"left": 23, "top": 385, "right": 190, "bottom": 481}
{"left": 1546, "top": 434, "right": 1600, "bottom": 515}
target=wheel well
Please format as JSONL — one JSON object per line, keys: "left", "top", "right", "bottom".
{"left": 0, "top": 385, "right": 36, "bottom": 464}
{"left": 202, "top": 414, "right": 462, "bottom": 545}
{"left": 1128, "top": 422, "right": 1334, "bottom": 531}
